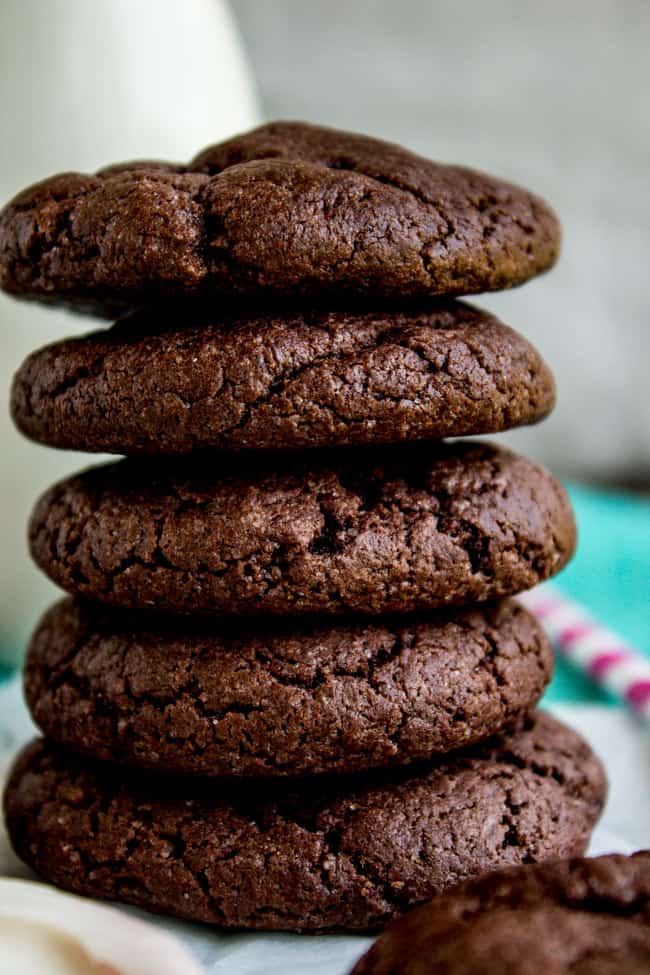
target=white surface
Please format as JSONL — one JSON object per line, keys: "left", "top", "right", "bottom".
{"left": 0, "top": 678, "right": 648, "bottom": 973}
{"left": 0, "top": 878, "right": 204, "bottom": 975}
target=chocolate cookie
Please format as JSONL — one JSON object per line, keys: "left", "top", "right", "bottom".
{"left": 3, "top": 714, "right": 606, "bottom": 931}
{"left": 24, "top": 597, "right": 553, "bottom": 777}
{"left": 352, "top": 852, "right": 650, "bottom": 973}
{"left": 28, "top": 441, "right": 576, "bottom": 617}
{"left": 11, "top": 301, "right": 555, "bottom": 454}
{"left": 0, "top": 121, "right": 560, "bottom": 314}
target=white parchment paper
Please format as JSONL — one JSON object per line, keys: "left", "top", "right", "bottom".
{"left": 1, "top": 677, "right": 648, "bottom": 974}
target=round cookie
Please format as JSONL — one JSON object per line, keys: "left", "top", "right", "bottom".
{"left": 0, "top": 121, "right": 560, "bottom": 314}
{"left": 28, "top": 441, "right": 576, "bottom": 617}
{"left": 352, "top": 852, "right": 650, "bottom": 973}
{"left": 11, "top": 301, "right": 555, "bottom": 454}
{"left": 25, "top": 597, "right": 553, "bottom": 777}
{"left": 3, "top": 714, "right": 606, "bottom": 931}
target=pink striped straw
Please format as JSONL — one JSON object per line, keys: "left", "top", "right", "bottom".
{"left": 519, "top": 585, "right": 650, "bottom": 721}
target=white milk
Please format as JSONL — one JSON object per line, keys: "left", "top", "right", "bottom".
{"left": 0, "top": 0, "right": 259, "bottom": 663}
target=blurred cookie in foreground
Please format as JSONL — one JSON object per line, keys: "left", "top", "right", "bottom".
{"left": 351, "top": 851, "right": 650, "bottom": 974}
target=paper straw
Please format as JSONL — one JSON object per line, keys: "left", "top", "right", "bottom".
{"left": 519, "top": 585, "right": 650, "bottom": 721}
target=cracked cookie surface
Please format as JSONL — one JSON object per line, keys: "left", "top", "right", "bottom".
{"left": 352, "top": 852, "right": 650, "bottom": 973}
{"left": 28, "top": 441, "right": 576, "bottom": 617}
{"left": 25, "top": 597, "right": 552, "bottom": 777}
{"left": 0, "top": 121, "right": 560, "bottom": 314}
{"left": 11, "top": 300, "right": 555, "bottom": 454}
{"left": 3, "top": 713, "right": 606, "bottom": 931}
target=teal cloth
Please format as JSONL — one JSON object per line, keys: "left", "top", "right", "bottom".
{"left": 1, "top": 482, "right": 649, "bottom": 706}
{"left": 544, "top": 483, "right": 650, "bottom": 705}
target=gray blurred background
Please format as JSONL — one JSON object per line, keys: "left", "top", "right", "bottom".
{"left": 232, "top": 0, "right": 650, "bottom": 483}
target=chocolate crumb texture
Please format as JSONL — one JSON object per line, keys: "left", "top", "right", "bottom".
{"left": 11, "top": 300, "right": 555, "bottom": 454}
{"left": 24, "top": 596, "right": 553, "bottom": 777}
{"left": 28, "top": 441, "right": 576, "bottom": 617}
{"left": 0, "top": 122, "right": 560, "bottom": 314}
{"left": 3, "top": 713, "right": 605, "bottom": 931}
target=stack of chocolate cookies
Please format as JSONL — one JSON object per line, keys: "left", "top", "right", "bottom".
{"left": 1, "top": 123, "right": 606, "bottom": 932}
